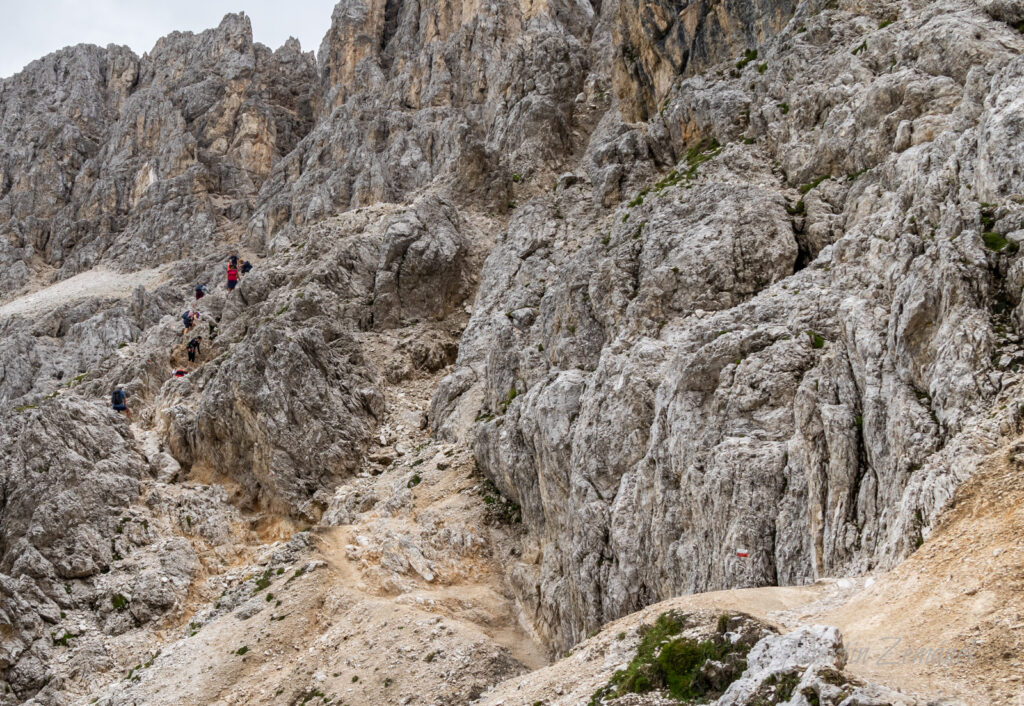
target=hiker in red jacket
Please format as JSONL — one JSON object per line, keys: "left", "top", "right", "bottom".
{"left": 227, "top": 263, "right": 239, "bottom": 292}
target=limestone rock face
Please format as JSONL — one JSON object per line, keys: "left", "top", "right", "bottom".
{"left": 613, "top": 0, "right": 800, "bottom": 121}
{"left": 0, "top": 13, "right": 317, "bottom": 297}
{"left": 245, "top": 0, "right": 596, "bottom": 248}
{"left": 1, "top": 0, "right": 1024, "bottom": 701}
{"left": 0, "top": 399, "right": 151, "bottom": 694}
{"left": 432, "top": 0, "right": 1024, "bottom": 650}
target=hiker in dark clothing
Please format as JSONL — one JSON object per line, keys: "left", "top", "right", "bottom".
{"left": 227, "top": 263, "right": 239, "bottom": 292}
{"left": 195, "top": 283, "right": 208, "bottom": 300}
{"left": 240, "top": 260, "right": 253, "bottom": 275}
{"left": 207, "top": 320, "right": 217, "bottom": 342}
{"left": 111, "top": 385, "right": 130, "bottom": 419}
{"left": 187, "top": 336, "right": 202, "bottom": 363}
{"left": 229, "top": 254, "right": 239, "bottom": 268}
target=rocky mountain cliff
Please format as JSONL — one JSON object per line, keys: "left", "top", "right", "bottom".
{"left": 1, "top": 1, "right": 1023, "bottom": 704}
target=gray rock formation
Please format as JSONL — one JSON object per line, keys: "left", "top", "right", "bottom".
{"left": 0, "top": 13, "right": 316, "bottom": 298}
{"left": 431, "top": 0, "right": 1024, "bottom": 650}
{"left": 1, "top": 0, "right": 1022, "bottom": 702}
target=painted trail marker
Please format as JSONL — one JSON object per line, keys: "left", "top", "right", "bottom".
{"left": 736, "top": 549, "right": 749, "bottom": 558}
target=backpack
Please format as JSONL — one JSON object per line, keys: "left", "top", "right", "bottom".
{"left": 111, "top": 390, "right": 123, "bottom": 405}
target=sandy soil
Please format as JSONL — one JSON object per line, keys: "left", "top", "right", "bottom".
{"left": 75, "top": 337, "right": 548, "bottom": 706}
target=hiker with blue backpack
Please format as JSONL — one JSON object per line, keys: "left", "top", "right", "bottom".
{"left": 111, "top": 385, "right": 130, "bottom": 419}
{"left": 182, "top": 309, "right": 200, "bottom": 333}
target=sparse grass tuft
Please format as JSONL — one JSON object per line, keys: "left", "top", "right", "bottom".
{"left": 799, "top": 175, "right": 829, "bottom": 194}
{"left": 807, "top": 331, "right": 826, "bottom": 349}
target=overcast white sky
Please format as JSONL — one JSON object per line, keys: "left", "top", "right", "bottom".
{"left": 0, "top": 0, "right": 338, "bottom": 78}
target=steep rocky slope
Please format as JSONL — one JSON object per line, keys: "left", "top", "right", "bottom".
{"left": 1, "top": 1, "right": 1022, "bottom": 704}
{"left": 432, "top": 0, "right": 1024, "bottom": 650}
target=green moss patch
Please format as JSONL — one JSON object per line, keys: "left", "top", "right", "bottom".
{"left": 983, "top": 231, "right": 1018, "bottom": 253}
{"left": 589, "top": 611, "right": 753, "bottom": 704}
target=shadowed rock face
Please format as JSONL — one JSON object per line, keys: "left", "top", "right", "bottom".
{"left": 2, "top": 0, "right": 1024, "bottom": 700}
{"left": 613, "top": 0, "right": 800, "bottom": 121}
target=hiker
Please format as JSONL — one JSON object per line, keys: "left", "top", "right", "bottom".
{"left": 173, "top": 369, "right": 187, "bottom": 378}
{"left": 207, "top": 320, "right": 217, "bottom": 342}
{"left": 226, "top": 263, "right": 239, "bottom": 292}
{"left": 195, "top": 283, "right": 208, "bottom": 301}
{"left": 111, "top": 385, "right": 130, "bottom": 419}
{"left": 186, "top": 336, "right": 202, "bottom": 363}
{"left": 241, "top": 260, "right": 253, "bottom": 275}
{"left": 182, "top": 309, "right": 200, "bottom": 332}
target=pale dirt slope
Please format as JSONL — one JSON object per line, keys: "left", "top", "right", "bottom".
{"left": 0, "top": 266, "right": 169, "bottom": 319}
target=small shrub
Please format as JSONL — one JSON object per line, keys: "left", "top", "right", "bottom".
{"left": 351, "top": 675, "right": 359, "bottom": 683}
{"left": 735, "top": 48, "right": 758, "bottom": 69}
{"left": 52, "top": 631, "right": 78, "bottom": 647}
{"left": 717, "top": 614, "right": 730, "bottom": 633}
{"left": 757, "top": 63, "right": 768, "bottom": 74}
{"left": 407, "top": 474, "right": 422, "bottom": 488}
{"left": 512, "top": 173, "right": 522, "bottom": 183}
{"left": 286, "top": 566, "right": 307, "bottom": 584}
{"left": 778, "top": 102, "right": 790, "bottom": 114}
{"left": 253, "top": 568, "right": 273, "bottom": 593}
{"left": 807, "top": 331, "right": 826, "bottom": 349}
{"left": 235, "top": 646, "right": 249, "bottom": 656}
{"left": 111, "top": 594, "right": 129, "bottom": 612}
